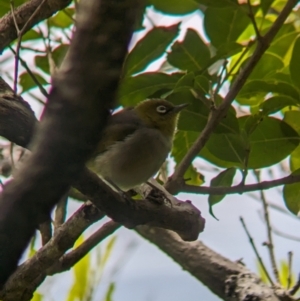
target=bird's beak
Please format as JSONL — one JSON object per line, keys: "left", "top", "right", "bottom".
{"left": 173, "top": 103, "right": 189, "bottom": 113}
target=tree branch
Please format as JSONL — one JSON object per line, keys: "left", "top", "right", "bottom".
{"left": 0, "top": 0, "right": 141, "bottom": 285}
{"left": 47, "top": 220, "right": 121, "bottom": 275}
{"left": 0, "top": 0, "right": 71, "bottom": 52}
{"left": 182, "top": 173, "right": 300, "bottom": 195}
{"left": 166, "top": 0, "right": 299, "bottom": 194}
{"left": 0, "top": 202, "right": 104, "bottom": 301}
{"left": 137, "top": 226, "right": 292, "bottom": 301}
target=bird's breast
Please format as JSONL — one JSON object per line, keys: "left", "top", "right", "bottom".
{"left": 93, "top": 128, "right": 172, "bottom": 191}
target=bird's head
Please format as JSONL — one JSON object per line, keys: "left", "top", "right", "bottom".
{"left": 134, "top": 99, "right": 188, "bottom": 138}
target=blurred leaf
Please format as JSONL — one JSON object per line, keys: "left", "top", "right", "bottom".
{"left": 194, "top": 0, "right": 238, "bottom": 8}
{"left": 35, "top": 55, "right": 49, "bottom": 74}
{"left": 48, "top": 8, "right": 74, "bottom": 28}
{"left": 118, "top": 72, "right": 183, "bottom": 106}
{"left": 204, "top": 4, "right": 251, "bottom": 47}
{"left": 260, "top": 96, "right": 298, "bottom": 115}
{"left": 22, "top": 29, "right": 42, "bottom": 41}
{"left": 19, "top": 72, "right": 48, "bottom": 92}
{"left": 52, "top": 44, "right": 69, "bottom": 67}
{"left": 256, "top": 261, "right": 269, "bottom": 284}
{"left": 149, "top": 0, "right": 199, "bottom": 14}
{"left": 68, "top": 235, "right": 90, "bottom": 301}
{"left": 283, "top": 168, "right": 300, "bottom": 215}
{"left": 0, "top": 0, "right": 27, "bottom": 17}
{"left": 261, "top": 0, "right": 275, "bottom": 15}
{"left": 237, "top": 80, "right": 300, "bottom": 105}
{"left": 100, "top": 236, "right": 117, "bottom": 272}
{"left": 167, "top": 29, "right": 210, "bottom": 71}
{"left": 247, "top": 53, "right": 284, "bottom": 80}
{"left": 124, "top": 24, "right": 180, "bottom": 76}
{"left": 290, "top": 35, "right": 300, "bottom": 87}
{"left": 104, "top": 283, "right": 115, "bottom": 301}
{"left": 290, "top": 146, "right": 300, "bottom": 172}
{"left": 31, "top": 292, "right": 43, "bottom": 301}
{"left": 208, "top": 168, "right": 236, "bottom": 218}
{"left": 284, "top": 110, "right": 300, "bottom": 133}
{"left": 279, "top": 260, "right": 296, "bottom": 288}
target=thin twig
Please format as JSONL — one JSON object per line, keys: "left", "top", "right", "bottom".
{"left": 9, "top": 46, "right": 49, "bottom": 98}
{"left": 166, "top": 0, "right": 298, "bottom": 192}
{"left": 38, "top": 219, "right": 52, "bottom": 246}
{"left": 247, "top": 0, "right": 261, "bottom": 39}
{"left": 182, "top": 173, "right": 300, "bottom": 196}
{"left": 47, "top": 220, "right": 121, "bottom": 275}
{"left": 54, "top": 194, "right": 68, "bottom": 233}
{"left": 240, "top": 217, "right": 274, "bottom": 286}
{"left": 287, "top": 251, "right": 293, "bottom": 289}
{"left": 254, "top": 171, "right": 280, "bottom": 283}
{"left": 272, "top": 227, "right": 300, "bottom": 242}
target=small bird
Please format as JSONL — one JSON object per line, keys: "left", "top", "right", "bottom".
{"left": 88, "top": 99, "right": 188, "bottom": 191}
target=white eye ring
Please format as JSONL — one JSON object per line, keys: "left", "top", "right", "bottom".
{"left": 156, "top": 105, "right": 167, "bottom": 114}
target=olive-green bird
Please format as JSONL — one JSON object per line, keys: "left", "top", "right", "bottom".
{"left": 88, "top": 99, "right": 187, "bottom": 191}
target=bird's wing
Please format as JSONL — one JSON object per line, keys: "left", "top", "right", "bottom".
{"left": 94, "top": 108, "right": 143, "bottom": 155}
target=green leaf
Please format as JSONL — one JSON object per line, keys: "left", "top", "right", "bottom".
{"left": 118, "top": 72, "right": 183, "bottom": 106}
{"left": 283, "top": 168, "right": 300, "bottom": 215}
{"left": 124, "top": 24, "right": 180, "bottom": 76}
{"left": 240, "top": 116, "right": 300, "bottom": 169}
{"left": 35, "top": 55, "right": 49, "bottom": 74}
{"left": 247, "top": 53, "right": 284, "bottom": 80}
{"left": 68, "top": 235, "right": 90, "bottom": 301}
{"left": 172, "top": 130, "right": 204, "bottom": 186}
{"left": 260, "top": 0, "right": 275, "bottom": 15}
{"left": 208, "top": 168, "right": 236, "bottom": 218}
{"left": 237, "top": 80, "right": 300, "bottom": 105}
{"left": 290, "top": 35, "right": 300, "bottom": 87}
{"left": 19, "top": 72, "right": 48, "bottom": 92}
{"left": 31, "top": 292, "right": 43, "bottom": 301}
{"left": 204, "top": 5, "right": 250, "bottom": 47}
{"left": 167, "top": 90, "right": 239, "bottom": 134}
{"left": 284, "top": 110, "right": 300, "bottom": 134}
{"left": 260, "top": 96, "right": 298, "bottom": 115}
{"left": 100, "top": 236, "right": 117, "bottom": 272}
{"left": 52, "top": 44, "right": 69, "bottom": 67}
{"left": 22, "top": 29, "right": 42, "bottom": 41}
{"left": 0, "top": 0, "right": 27, "bottom": 17}
{"left": 48, "top": 8, "right": 74, "bottom": 28}
{"left": 194, "top": 0, "right": 238, "bottom": 8}
{"left": 167, "top": 29, "right": 210, "bottom": 71}
{"left": 149, "top": 0, "right": 199, "bottom": 14}
{"left": 290, "top": 145, "right": 300, "bottom": 172}
{"left": 104, "top": 283, "right": 115, "bottom": 301}
{"left": 205, "top": 133, "right": 247, "bottom": 167}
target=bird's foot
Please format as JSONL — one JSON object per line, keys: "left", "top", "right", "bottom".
{"left": 146, "top": 188, "right": 171, "bottom": 206}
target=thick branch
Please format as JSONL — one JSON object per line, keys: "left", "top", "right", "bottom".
{"left": 74, "top": 168, "right": 204, "bottom": 242}
{"left": 0, "top": 0, "right": 140, "bottom": 285}
{"left": 0, "top": 203, "right": 104, "bottom": 301}
{"left": 0, "top": 0, "right": 71, "bottom": 52}
{"left": 138, "top": 227, "right": 289, "bottom": 301}
{"left": 0, "top": 77, "right": 37, "bottom": 148}
{"left": 166, "top": 0, "right": 298, "bottom": 194}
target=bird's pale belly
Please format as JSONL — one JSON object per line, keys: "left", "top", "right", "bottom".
{"left": 93, "top": 129, "right": 171, "bottom": 191}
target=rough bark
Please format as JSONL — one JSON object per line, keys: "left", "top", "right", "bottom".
{"left": 137, "top": 227, "right": 293, "bottom": 301}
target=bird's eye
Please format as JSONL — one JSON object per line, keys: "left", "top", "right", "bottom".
{"left": 156, "top": 105, "right": 167, "bottom": 114}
